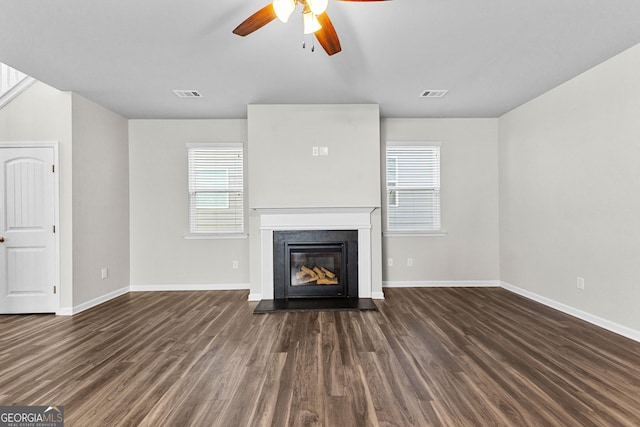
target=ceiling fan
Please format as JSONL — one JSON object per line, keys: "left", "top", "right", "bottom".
{"left": 233, "top": 0, "right": 388, "bottom": 56}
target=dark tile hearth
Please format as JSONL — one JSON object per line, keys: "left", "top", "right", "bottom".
{"left": 253, "top": 298, "right": 378, "bottom": 313}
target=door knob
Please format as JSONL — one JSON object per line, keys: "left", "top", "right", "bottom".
{"left": 0, "top": 237, "right": 4, "bottom": 243}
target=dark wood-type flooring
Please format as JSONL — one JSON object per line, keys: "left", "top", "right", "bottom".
{"left": 1, "top": 288, "right": 639, "bottom": 426}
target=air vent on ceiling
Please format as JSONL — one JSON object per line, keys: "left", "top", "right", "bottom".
{"left": 173, "top": 90, "right": 202, "bottom": 98}
{"left": 420, "top": 89, "right": 448, "bottom": 98}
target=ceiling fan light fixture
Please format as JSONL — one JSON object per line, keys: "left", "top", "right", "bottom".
{"left": 308, "top": 0, "right": 328, "bottom": 15}
{"left": 273, "top": 0, "right": 296, "bottom": 23}
{"left": 303, "top": 11, "right": 322, "bottom": 34}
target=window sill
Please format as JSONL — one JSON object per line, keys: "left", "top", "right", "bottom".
{"left": 184, "top": 233, "right": 248, "bottom": 240}
{"left": 383, "top": 230, "right": 448, "bottom": 237}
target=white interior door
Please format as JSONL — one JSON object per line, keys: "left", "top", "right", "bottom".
{"left": 0, "top": 146, "right": 58, "bottom": 313}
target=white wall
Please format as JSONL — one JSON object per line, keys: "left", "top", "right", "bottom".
{"left": 248, "top": 104, "right": 381, "bottom": 209}
{"left": 247, "top": 104, "right": 382, "bottom": 297}
{"left": 7, "top": 54, "right": 637, "bottom": 337}
{"left": 0, "top": 83, "right": 130, "bottom": 311}
{"left": 0, "top": 82, "right": 74, "bottom": 308}
{"left": 71, "top": 93, "right": 130, "bottom": 305}
{"left": 499, "top": 44, "right": 640, "bottom": 332}
{"left": 128, "top": 120, "right": 249, "bottom": 288}
{"left": 381, "top": 118, "right": 500, "bottom": 283}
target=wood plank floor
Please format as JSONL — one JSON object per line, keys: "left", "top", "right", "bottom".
{"left": 1, "top": 288, "right": 639, "bottom": 426}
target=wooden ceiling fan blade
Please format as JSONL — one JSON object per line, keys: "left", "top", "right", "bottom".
{"left": 233, "top": 4, "right": 278, "bottom": 36}
{"left": 315, "top": 13, "right": 342, "bottom": 56}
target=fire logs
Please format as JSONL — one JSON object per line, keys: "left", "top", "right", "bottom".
{"left": 294, "top": 265, "right": 338, "bottom": 285}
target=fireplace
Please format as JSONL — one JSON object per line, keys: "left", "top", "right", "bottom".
{"left": 251, "top": 207, "right": 383, "bottom": 312}
{"left": 273, "top": 230, "right": 358, "bottom": 299}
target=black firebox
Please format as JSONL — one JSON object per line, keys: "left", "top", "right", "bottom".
{"left": 273, "top": 230, "right": 358, "bottom": 300}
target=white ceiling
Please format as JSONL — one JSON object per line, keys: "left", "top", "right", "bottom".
{"left": 2, "top": 0, "right": 640, "bottom": 119}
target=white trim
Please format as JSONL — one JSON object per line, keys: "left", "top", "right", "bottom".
{"left": 248, "top": 293, "right": 263, "bottom": 302}
{"left": 0, "top": 77, "right": 36, "bottom": 110}
{"left": 56, "top": 307, "right": 73, "bottom": 316}
{"left": 255, "top": 207, "right": 375, "bottom": 231}
{"left": 386, "top": 141, "right": 442, "bottom": 147}
{"left": 186, "top": 142, "right": 242, "bottom": 149}
{"left": 56, "top": 286, "right": 129, "bottom": 316}
{"left": 357, "top": 228, "right": 373, "bottom": 299}
{"left": 383, "top": 230, "right": 448, "bottom": 237}
{"left": 130, "top": 283, "right": 250, "bottom": 292}
{"left": 371, "top": 291, "right": 385, "bottom": 299}
{"left": 254, "top": 207, "right": 377, "bottom": 215}
{"left": 383, "top": 280, "right": 500, "bottom": 288}
{"left": 184, "top": 233, "right": 248, "bottom": 240}
{"left": 255, "top": 207, "right": 376, "bottom": 300}
{"left": 500, "top": 281, "right": 640, "bottom": 343}
{"left": 0, "top": 141, "right": 59, "bottom": 149}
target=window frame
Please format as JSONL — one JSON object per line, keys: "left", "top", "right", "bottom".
{"left": 185, "top": 142, "right": 247, "bottom": 239}
{"left": 383, "top": 141, "right": 446, "bottom": 237}
{"left": 386, "top": 155, "right": 399, "bottom": 208}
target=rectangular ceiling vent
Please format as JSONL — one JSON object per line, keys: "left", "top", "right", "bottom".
{"left": 420, "top": 89, "right": 448, "bottom": 98}
{"left": 173, "top": 90, "right": 202, "bottom": 98}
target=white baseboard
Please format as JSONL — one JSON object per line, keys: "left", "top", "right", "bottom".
{"left": 500, "top": 281, "right": 640, "bottom": 343}
{"left": 56, "top": 307, "right": 73, "bottom": 316}
{"left": 383, "top": 280, "right": 500, "bottom": 288}
{"left": 56, "top": 286, "right": 129, "bottom": 316}
{"left": 130, "top": 283, "right": 250, "bottom": 292}
{"left": 371, "top": 291, "right": 385, "bottom": 299}
{"left": 248, "top": 293, "right": 263, "bottom": 302}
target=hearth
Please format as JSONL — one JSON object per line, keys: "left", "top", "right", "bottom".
{"left": 273, "top": 230, "right": 358, "bottom": 300}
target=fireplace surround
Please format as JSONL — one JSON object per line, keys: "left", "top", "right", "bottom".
{"left": 251, "top": 207, "right": 382, "bottom": 310}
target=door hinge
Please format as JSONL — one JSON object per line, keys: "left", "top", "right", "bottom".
{"left": 53, "top": 225, "right": 56, "bottom": 233}
{"left": 53, "top": 286, "right": 57, "bottom": 294}
{"left": 52, "top": 164, "right": 55, "bottom": 173}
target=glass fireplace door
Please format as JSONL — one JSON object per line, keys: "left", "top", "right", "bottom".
{"left": 286, "top": 244, "right": 347, "bottom": 298}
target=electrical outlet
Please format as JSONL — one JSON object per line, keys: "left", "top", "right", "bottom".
{"left": 387, "top": 258, "right": 393, "bottom": 267}
{"left": 312, "top": 146, "right": 319, "bottom": 156}
{"left": 577, "top": 276, "right": 585, "bottom": 290}
{"left": 232, "top": 260, "right": 239, "bottom": 269}
{"left": 407, "top": 258, "right": 413, "bottom": 267}
{"left": 101, "top": 268, "right": 109, "bottom": 280}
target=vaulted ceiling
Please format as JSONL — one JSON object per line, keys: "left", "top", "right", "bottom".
{"left": 2, "top": 0, "right": 640, "bottom": 119}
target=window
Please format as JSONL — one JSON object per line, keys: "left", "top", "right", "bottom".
{"left": 385, "top": 142, "right": 441, "bottom": 233}
{"left": 187, "top": 143, "right": 244, "bottom": 234}
{"left": 387, "top": 156, "right": 399, "bottom": 207}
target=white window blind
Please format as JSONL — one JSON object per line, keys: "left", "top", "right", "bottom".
{"left": 187, "top": 143, "right": 244, "bottom": 234}
{"left": 385, "top": 142, "right": 441, "bottom": 232}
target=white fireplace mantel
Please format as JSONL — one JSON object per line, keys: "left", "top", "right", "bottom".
{"left": 252, "top": 207, "right": 376, "bottom": 301}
